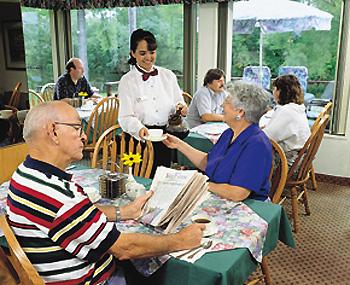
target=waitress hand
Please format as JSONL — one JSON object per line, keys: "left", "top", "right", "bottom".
{"left": 176, "top": 103, "right": 188, "bottom": 116}
{"left": 139, "top": 127, "right": 149, "bottom": 139}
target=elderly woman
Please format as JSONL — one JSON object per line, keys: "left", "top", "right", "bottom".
{"left": 263, "top": 74, "right": 310, "bottom": 166}
{"left": 164, "top": 81, "right": 272, "bottom": 202}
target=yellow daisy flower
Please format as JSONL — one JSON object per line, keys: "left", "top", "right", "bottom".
{"left": 78, "top": 91, "right": 88, "bottom": 97}
{"left": 121, "top": 152, "right": 142, "bottom": 167}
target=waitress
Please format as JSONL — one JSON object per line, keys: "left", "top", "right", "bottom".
{"left": 118, "top": 29, "right": 187, "bottom": 175}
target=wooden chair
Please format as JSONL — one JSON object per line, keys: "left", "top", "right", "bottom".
{"left": 0, "top": 143, "right": 28, "bottom": 184}
{"left": 0, "top": 215, "right": 44, "bottom": 285}
{"left": 269, "top": 139, "right": 288, "bottom": 203}
{"left": 40, "top": 83, "right": 55, "bottom": 102}
{"left": 91, "top": 124, "right": 154, "bottom": 178}
{"left": 84, "top": 97, "right": 119, "bottom": 155}
{"left": 7, "top": 82, "right": 22, "bottom": 109}
{"left": 247, "top": 139, "right": 288, "bottom": 285}
{"left": 282, "top": 114, "right": 330, "bottom": 233}
{"left": 309, "top": 101, "right": 332, "bottom": 191}
{"left": 182, "top": 92, "right": 193, "bottom": 106}
{"left": 28, "top": 90, "right": 44, "bottom": 108}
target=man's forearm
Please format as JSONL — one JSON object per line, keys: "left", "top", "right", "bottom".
{"left": 201, "top": 113, "right": 224, "bottom": 122}
{"left": 109, "top": 232, "right": 187, "bottom": 260}
{"left": 95, "top": 205, "right": 136, "bottom": 221}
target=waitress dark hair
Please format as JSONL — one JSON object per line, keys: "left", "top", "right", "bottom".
{"left": 128, "top": 29, "right": 157, "bottom": 65}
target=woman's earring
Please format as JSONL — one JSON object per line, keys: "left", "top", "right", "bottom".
{"left": 235, "top": 115, "right": 241, "bottom": 121}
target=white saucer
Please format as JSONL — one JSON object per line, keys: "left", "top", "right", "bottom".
{"left": 144, "top": 134, "right": 167, "bottom": 142}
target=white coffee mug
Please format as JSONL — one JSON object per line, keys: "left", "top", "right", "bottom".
{"left": 192, "top": 214, "right": 215, "bottom": 237}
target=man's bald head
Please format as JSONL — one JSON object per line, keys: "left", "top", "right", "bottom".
{"left": 65, "top": 58, "right": 84, "bottom": 81}
{"left": 23, "top": 101, "right": 77, "bottom": 143}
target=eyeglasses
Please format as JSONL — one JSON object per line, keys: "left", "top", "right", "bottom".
{"left": 54, "top": 122, "right": 84, "bottom": 137}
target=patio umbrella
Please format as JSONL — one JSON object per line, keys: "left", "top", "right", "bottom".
{"left": 233, "top": 0, "right": 333, "bottom": 81}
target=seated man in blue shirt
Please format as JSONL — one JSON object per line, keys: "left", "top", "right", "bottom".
{"left": 186, "top": 68, "right": 227, "bottom": 128}
{"left": 54, "top": 57, "right": 95, "bottom": 100}
{"left": 165, "top": 81, "right": 272, "bottom": 202}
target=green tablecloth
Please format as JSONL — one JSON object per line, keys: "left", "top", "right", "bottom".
{"left": 177, "top": 132, "right": 213, "bottom": 168}
{"left": 135, "top": 199, "right": 295, "bottom": 285}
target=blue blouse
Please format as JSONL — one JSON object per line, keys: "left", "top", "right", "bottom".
{"left": 205, "top": 124, "right": 272, "bottom": 201}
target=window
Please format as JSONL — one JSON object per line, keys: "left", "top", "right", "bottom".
{"left": 21, "top": 7, "right": 54, "bottom": 91}
{"left": 231, "top": 0, "right": 342, "bottom": 132}
{"left": 71, "top": 5, "right": 184, "bottom": 95}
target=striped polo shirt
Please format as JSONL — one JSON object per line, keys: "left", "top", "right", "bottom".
{"left": 7, "top": 156, "right": 120, "bottom": 285}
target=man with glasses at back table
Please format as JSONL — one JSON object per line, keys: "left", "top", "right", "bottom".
{"left": 6, "top": 101, "right": 204, "bottom": 285}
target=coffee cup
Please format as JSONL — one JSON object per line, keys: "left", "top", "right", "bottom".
{"left": 192, "top": 214, "right": 215, "bottom": 237}
{"left": 148, "top": 129, "right": 163, "bottom": 140}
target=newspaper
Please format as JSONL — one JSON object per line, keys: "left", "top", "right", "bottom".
{"left": 141, "top": 167, "right": 209, "bottom": 233}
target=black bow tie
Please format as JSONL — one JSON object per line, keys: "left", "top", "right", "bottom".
{"left": 135, "top": 65, "right": 159, "bottom": 81}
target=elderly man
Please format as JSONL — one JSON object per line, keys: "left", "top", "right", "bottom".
{"left": 7, "top": 101, "right": 204, "bottom": 285}
{"left": 54, "top": 57, "right": 95, "bottom": 100}
{"left": 186, "top": 69, "right": 227, "bottom": 128}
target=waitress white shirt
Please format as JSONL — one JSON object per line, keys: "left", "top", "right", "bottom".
{"left": 118, "top": 66, "right": 184, "bottom": 138}
{"left": 263, "top": 103, "right": 310, "bottom": 165}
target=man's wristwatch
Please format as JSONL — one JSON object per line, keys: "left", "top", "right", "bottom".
{"left": 115, "top": 206, "right": 121, "bottom": 222}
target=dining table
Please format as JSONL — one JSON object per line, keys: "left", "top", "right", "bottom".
{"left": 177, "top": 123, "right": 226, "bottom": 168}
{"left": 0, "top": 167, "right": 295, "bottom": 285}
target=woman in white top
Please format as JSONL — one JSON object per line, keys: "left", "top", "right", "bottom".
{"left": 118, "top": 29, "right": 187, "bottom": 175}
{"left": 263, "top": 74, "right": 311, "bottom": 166}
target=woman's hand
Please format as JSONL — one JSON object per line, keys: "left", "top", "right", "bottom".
{"left": 139, "top": 127, "right": 149, "bottom": 139}
{"left": 163, "top": 134, "right": 182, "bottom": 149}
{"left": 176, "top": 103, "right": 188, "bottom": 116}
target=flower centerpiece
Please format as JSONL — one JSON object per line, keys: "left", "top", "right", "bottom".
{"left": 78, "top": 91, "right": 89, "bottom": 97}
{"left": 77, "top": 92, "right": 88, "bottom": 107}
{"left": 121, "top": 152, "right": 145, "bottom": 200}
{"left": 121, "top": 152, "right": 142, "bottom": 178}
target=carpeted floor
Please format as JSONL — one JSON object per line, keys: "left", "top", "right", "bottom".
{"left": 247, "top": 181, "right": 350, "bottom": 284}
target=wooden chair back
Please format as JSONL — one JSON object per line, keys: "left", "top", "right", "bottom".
{"left": 269, "top": 139, "right": 288, "bottom": 204}
{"left": 287, "top": 114, "right": 330, "bottom": 184}
{"left": 0, "top": 215, "right": 44, "bottom": 285}
{"left": 85, "top": 97, "right": 119, "bottom": 152}
{"left": 0, "top": 143, "right": 28, "bottom": 184}
{"left": 182, "top": 92, "right": 193, "bottom": 106}
{"left": 40, "top": 83, "right": 55, "bottom": 102}
{"left": 28, "top": 90, "right": 44, "bottom": 108}
{"left": 311, "top": 101, "right": 332, "bottom": 132}
{"left": 8, "top": 82, "right": 22, "bottom": 109}
{"left": 91, "top": 125, "right": 154, "bottom": 178}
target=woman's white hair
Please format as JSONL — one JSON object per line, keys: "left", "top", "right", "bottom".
{"left": 225, "top": 81, "right": 270, "bottom": 123}
{"left": 23, "top": 102, "right": 62, "bottom": 142}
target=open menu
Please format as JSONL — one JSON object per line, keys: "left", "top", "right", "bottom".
{"left": 140, "top": 167, "right": 209, "bottom": 233}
